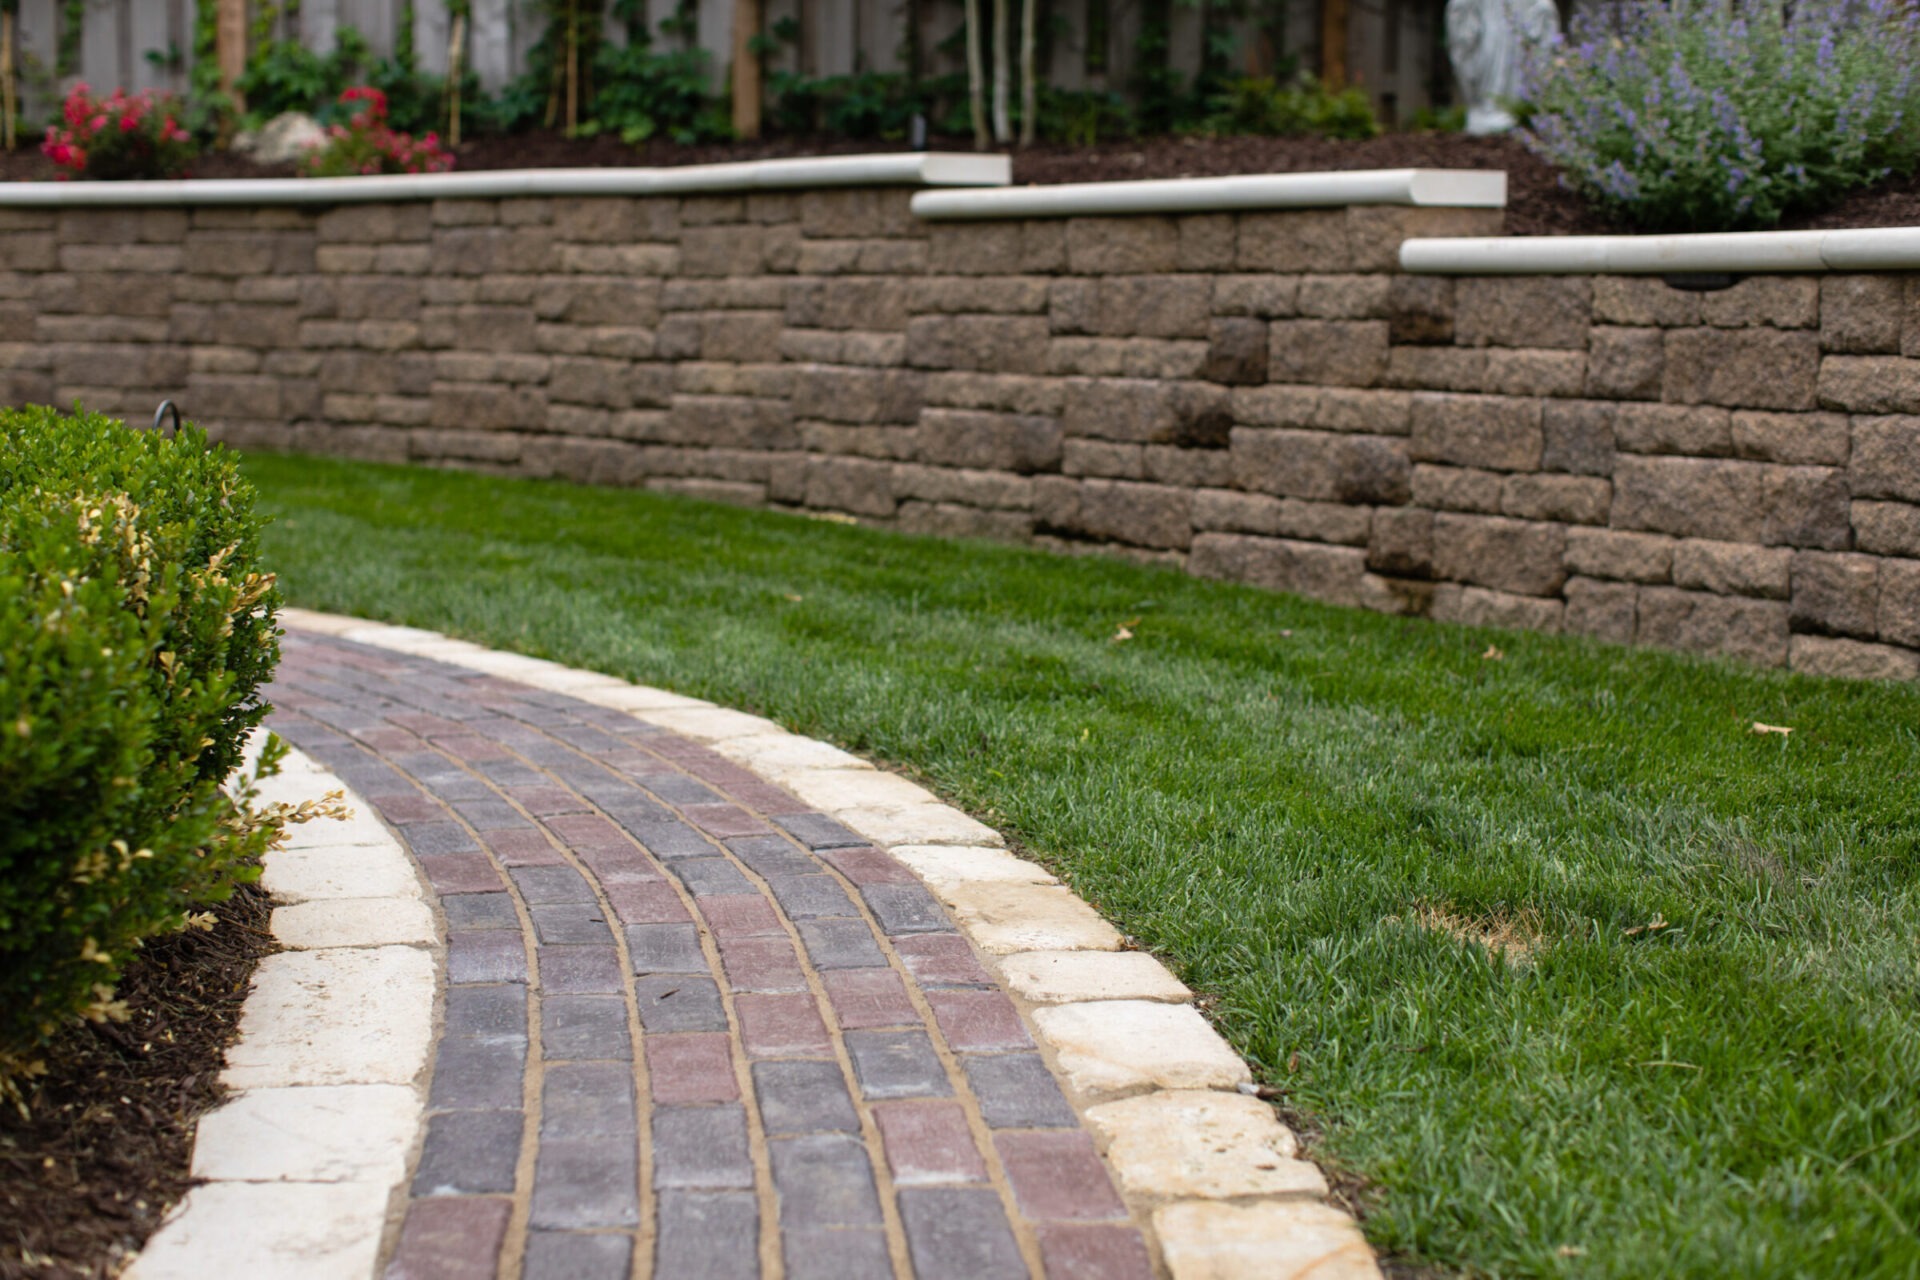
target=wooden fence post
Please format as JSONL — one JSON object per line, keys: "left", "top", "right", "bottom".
{"left": 448, "top": 9, "right": 467, "bottom": 146}
{"left": 218, "top": 0, "right": 247, "bottom": 109}
{"left": 1321, "top": 0, "right": 1349, "bottom": 90}
{"left": 732, "top": 0, "right": 760, "bottom": 140}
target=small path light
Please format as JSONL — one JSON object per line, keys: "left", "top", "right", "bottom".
{"left": 150, "top": 400, "right": 182, "bottom": 438}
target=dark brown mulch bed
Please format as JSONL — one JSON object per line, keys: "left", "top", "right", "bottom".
{"left": 0, "top": 883, "right": 273, "bottom": 1280}
{"left": 4, "top": 129, "right": 1919, "bottom": 235}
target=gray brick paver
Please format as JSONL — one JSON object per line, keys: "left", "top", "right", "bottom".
{"left": 529, "top": 1137, "right": 640, "bottom": 1230}
{"left": 764, "top": 873, "right": 859, "bottom": 920}
{"left": 540, "top": 1062, "right": 635, "bottom": 1139}
{"left": 637, "top": 771, "right": 725, "bottom": 805}
{"left": 897, "top": 1187, "right": 1029, "bottom": 1280}
{"left": 656, "top": 1190, "right": 761, "bottom": 1280}
{"left": 397, "top": 821, "right": 480, "bottom": 852}
{"left": 795, "top": 918, "right": 889, "bottom": 969}
{"left": 625, "top": 922, "right": 709, "bottom": 973}
{"left": 428, "top": 1037, "right": 526, "bottom": 1111}
{"left": 537, "top": 944, "right": 625, "bottom": 993}
{"left": 632, "top": 975, "right": 729, "bottom": 1032}
{"left": 669, "top": 855, "right": 757, "bottom": 897}
{"left": 780, "top": 1229, "right": 896, "bottom": 1280}
{"left": 769, "top": 1134, "right": 884, "bottom": 1229}
{"left": 521, "top": 1232, "right": 633, "bottom": 1280}
{"left": 508, "top": 864, "right": 596, "bottom": 904}
{"left": 845, "top": 1030, "right": 953, "bottom": 1100}
{"left": 450, "top": 797, "right": 533, "bottom": 829}
{"left": 540, "top": 994, "right": 633, "bottom": 1061}
{"left": 860, "top": 881, "right": 955, "bottom": 935}
{"left": 752, "top": 1060, "right": 861, "bottom": 1135}
{"left": 652, "top": 1106, "right": 755, "bottom": 1189}
{"left": 412, "top": 1111, "right": 524, "bottom": 1196}
{"left": 441, "top": 985, "right": 527, "bottom": 1041}
{"left": 960, "top": 1053, "right": 1080, "bottom": 1128}
{"left": 441, "top": 892, "right": 520, "bottom": 930}
{"left": 412, "top": 771, "right": 495, "bottom": 802}
{"left": 446, "top": 931, "right": 528, "bottom": 984}
{"left": 773, "top": 812, "right": 870, "bottom": 849}
{"left": 615, "top": 815, "right": 717, "bottom": 859}
{"left": 528, "top": 902, "right": 613, "bottom": 945}
{"left": 724, "top": 834, "right": 820, "bottom": 879}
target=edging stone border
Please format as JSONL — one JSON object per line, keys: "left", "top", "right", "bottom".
{"left": 278, "top": 606, "right": 1383, "bottom": 1280}
{"left": 126, "top": 742, "right": 439, "bottom": 1280}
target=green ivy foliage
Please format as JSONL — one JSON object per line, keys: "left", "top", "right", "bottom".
{"left": 1199, "top": 74, "right": 1381, "bottom": 140}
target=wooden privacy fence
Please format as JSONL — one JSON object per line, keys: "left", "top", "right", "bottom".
{"left": 2, "top": 1, "right": 1449, "bottom": 126}
{"left": 7, "top": 1, "right": 1005, "bottom": 98}
{"left": 7, "top": 0, "right": 551, "bottom": 97}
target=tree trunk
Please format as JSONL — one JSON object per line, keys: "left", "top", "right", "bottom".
{"left": 990, "top": 0, "right": 1010, "bottom": 142}
{"left": 965, "top": 0, "right": 988, "bottom": 149}
{"left": 1321, "top": 0, "right": 1349, "bottom": 90}
{"left": 447, "top": 13, "right": 465, "bottom": 146}
{"left": 732, "top": 0, "right": 761, "bottom": 139}
{"left": 1018, "top": 0, "right": 1036, "bottom": 146}
{"left": 2, "top": 9, "right": 15, "bottom": 153}
{"left": 217, "top": 0, "right": 248, "bottom": 110}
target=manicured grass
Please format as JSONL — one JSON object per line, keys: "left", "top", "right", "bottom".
{"left": 244, "top": 452, "right": 1920, "bottom": 1280}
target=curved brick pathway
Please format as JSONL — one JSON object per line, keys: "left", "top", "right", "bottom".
{"left": 268, "top": 628, "right": 1156, "bottom": 1280}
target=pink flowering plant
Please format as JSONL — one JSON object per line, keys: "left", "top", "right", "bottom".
{"left": 42, "top": 84, "right": 197, "bottom": 181}
{"left": 298, "top": 86, "right": 454, "bottom": 177}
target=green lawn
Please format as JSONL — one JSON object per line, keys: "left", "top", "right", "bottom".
{"left": 244, "top": 452, "right": 1920, "bottom": 1280}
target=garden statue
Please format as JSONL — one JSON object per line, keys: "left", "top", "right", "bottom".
{"left": 1445, "top": 0, "right": 1562, "bottom": 134}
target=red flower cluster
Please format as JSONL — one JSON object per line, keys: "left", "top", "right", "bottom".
{"left": 299, "top": 85, "right": 454, "bottom": 178}
{"left": 42, "top": 84, "right": 196, "bottom": 181}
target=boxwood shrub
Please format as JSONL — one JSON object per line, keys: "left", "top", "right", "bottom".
{"left": 0, "top": 406, "right": 282, "bottom": 1103}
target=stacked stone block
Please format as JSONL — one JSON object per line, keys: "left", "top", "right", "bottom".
{"left": 2, "top": 191, "right": 1916, "bottom": 678}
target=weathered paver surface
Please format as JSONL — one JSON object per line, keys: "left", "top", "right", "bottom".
{"left": 269, "top": 629, "right": 1157, "bottom": 1279}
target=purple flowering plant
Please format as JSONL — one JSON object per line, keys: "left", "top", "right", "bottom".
{"left": 1520, "top": 0, "right": 1920, "bottom": 231}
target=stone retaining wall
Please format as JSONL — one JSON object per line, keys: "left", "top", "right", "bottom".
{"left": 2, "top": 190, "right": 1917, "bottom": 679}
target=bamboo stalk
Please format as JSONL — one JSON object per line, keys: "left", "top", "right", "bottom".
{"left": 566, "top": 0, "right": 579, "bottom": 134}
{"left": 1018, "top": 0, "right": 1035, "bottom": 147}
{"left": 2, "top": 10, "right": 15, "bottom": 153}
{"left": 991, "top": 0, "right": 1010, "bottom": 142}
{"left": 447, "top": 12, "right": 465, "bottom": 147}
{"left": 964, "top": 0, "right": 988, "bottom": 150}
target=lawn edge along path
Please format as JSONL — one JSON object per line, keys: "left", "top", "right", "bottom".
{"left": 141, "top": 606, "right": 1379, "bottom": 1280}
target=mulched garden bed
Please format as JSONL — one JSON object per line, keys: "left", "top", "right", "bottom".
{"left": 0, "top": 883, "right": 273, "bottom": 1280}
{"left": 5, "top": 129, "right": 1919, "bottom": 235}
